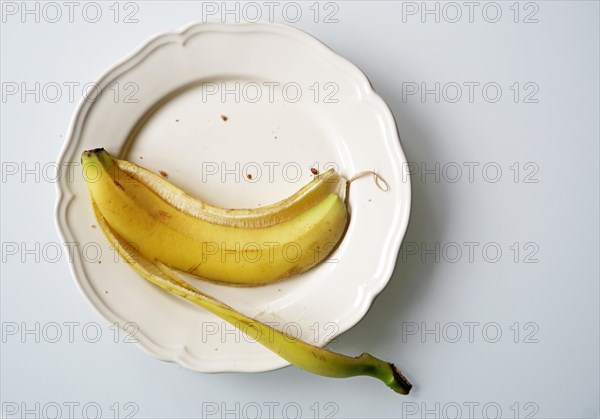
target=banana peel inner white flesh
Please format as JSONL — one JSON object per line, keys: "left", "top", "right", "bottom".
{"left": 93, "top": 202, "right": 411, "bottom": 394}
{"left": 117, "top": 159, "right": 347, "bottom": 228}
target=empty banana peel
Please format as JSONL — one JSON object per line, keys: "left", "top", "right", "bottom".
{"left": 84, "top": 147, "right": 412, "bottom": 394}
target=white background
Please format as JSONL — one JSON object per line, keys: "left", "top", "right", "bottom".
{"left": 1, "top": 1, "right": 599, "bottom": 418}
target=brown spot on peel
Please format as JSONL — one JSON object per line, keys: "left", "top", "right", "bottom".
{"left": 188, "top": 261, "right": 202, "bottom": 273}
{"left": 158, "top": 210, "right": 172, "bottom": 219}
{"left": 286, "top": 266, "right": 302, "bottom": 277}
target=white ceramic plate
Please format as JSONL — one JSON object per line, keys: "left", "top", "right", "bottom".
{"left": 56, "top": 22, "right": 411, "bottom": 372}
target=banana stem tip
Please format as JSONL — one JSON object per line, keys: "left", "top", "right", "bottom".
{"left": 390, "top": 363, "right": 413, "bottom": 395}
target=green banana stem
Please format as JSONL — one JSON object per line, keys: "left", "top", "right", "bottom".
{"left": 93, "top": 203, "right": 412, "bottom": 395}
{"left": 158, "top": 262, "right": 412, "bottom": 394}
